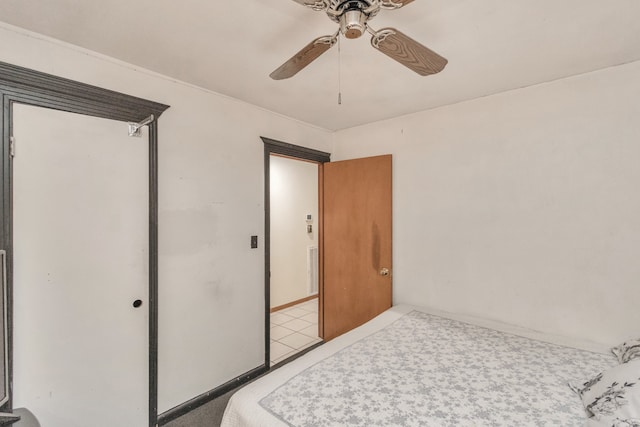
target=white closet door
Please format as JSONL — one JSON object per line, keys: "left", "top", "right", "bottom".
{"left": 12, "top": 104, "right": 149, "bottom": 427}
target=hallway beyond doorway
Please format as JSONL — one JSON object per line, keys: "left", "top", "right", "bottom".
{"left": 270, "top": 298, "right": 321, "bottom": 365}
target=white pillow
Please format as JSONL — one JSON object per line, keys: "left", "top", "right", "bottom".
{"left": 570, "top": 360, "right": 640, "bottom": 424}
{"left": 612, "top": 339, "right": 640, "bottom": 364}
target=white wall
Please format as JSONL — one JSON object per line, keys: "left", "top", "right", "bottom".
{"left": 333, "top": 61, "right": 640, "bottom": 347}
{"left": 0, "top": 24, "right": 332, "bottom": 413}
{"left": 270, "top": 156, "right": 319, "bottom": 308}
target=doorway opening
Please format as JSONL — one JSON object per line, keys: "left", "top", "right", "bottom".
{"left": 269, "top": 154, "right": 321, "bottom": 365}
{"left": 262, "top": 137, "right": 330, "bottom": 367}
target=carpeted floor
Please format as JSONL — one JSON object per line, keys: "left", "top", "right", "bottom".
{"left": 164, "top": 342, "right": 322, "bottom": 426}
{"left": 164, "top": 387, "right": 235, "bottom": 427}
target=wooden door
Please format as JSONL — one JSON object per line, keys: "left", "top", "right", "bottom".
{"left": 12, "top": 104, "right": 149, "bottom": 427}
{"left": 322, "top": 155, "right": 392, "bottom": 341}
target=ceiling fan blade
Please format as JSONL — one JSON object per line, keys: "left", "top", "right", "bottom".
{"left": 291, "top": 0, "right": 328, "bottom": 11}
{"left": 380, "top": 0, "right": 415, "bottom": 9}
{"left": 270, "top": 35, "right": 336, "bottom": 80}
{"left": 371, "top": 27, "right": 447, "bottom": 76}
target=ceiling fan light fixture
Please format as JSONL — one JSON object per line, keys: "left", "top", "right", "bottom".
{"left": 340, "top": 9, "right": 367, "bottom": 39}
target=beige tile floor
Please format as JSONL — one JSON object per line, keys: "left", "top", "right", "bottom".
{"left": 270, "top": 297, "right": 322, "bottom": 365}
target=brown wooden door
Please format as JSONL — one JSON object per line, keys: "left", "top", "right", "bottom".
{"left": 321, "top": 154, "right": 392, "bottom": 341}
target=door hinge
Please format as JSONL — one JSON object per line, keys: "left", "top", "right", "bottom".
{"left": 9, "top": 136, "right": 15, "bottom": 157}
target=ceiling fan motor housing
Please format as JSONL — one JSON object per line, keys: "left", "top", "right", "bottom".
{"left": 330, "top": 0, "right": 380, "bottom": 39}
{"left": 340, "top": 8, "right": 367, "bottom": 38}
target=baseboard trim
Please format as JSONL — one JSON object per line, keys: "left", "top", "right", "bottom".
{"left": 271, "top": 294, "right": 318, "bottom": 313}
{"left": 156, "top": 364, "right": 268, "bottom": 426}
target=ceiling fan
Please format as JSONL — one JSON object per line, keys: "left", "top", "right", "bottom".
{"left": 270, "top": 0, "right": 448, "bottom": 80}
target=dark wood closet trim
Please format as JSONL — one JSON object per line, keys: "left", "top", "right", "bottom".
{"left": 262, "top": 136, "right": 330, "bottom": 367}
{"left": 0, "top": 61, "right": 169, "bottom": 427}
{"left": 0, "top": 62, "right": 167, "bottom": 122}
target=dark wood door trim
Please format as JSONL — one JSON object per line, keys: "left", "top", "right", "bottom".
{"left": 261, "top": 137, "right": 330, "bottom": 366}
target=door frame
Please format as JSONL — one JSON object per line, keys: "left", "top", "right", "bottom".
{"left": 0, "top": 61, "right": 169, "bottom": 426}
{"left": 261, "top": 137, "right": 330, "bottom": 367}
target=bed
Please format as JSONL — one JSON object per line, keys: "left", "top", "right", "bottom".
{"left": 221, "top": 305, "right": 618, "bottom": 427}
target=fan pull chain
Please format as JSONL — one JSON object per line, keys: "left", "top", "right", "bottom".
{"left": 338, "top": 36, "right": 342, "bottom": 105}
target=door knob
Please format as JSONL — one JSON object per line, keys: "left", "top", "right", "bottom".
{"left": 379, "top": 268, "right": 390, "bottom": 276}
{"left": 132, "top": 299, "right": 143, "bottom": 308}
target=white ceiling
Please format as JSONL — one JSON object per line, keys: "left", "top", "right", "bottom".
{"left": 1, "top": 1, "right": 639, "bottom": 131}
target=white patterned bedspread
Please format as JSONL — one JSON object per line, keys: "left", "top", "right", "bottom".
{"left": 221, "top": 306, "right": 615, "bottom": 427}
